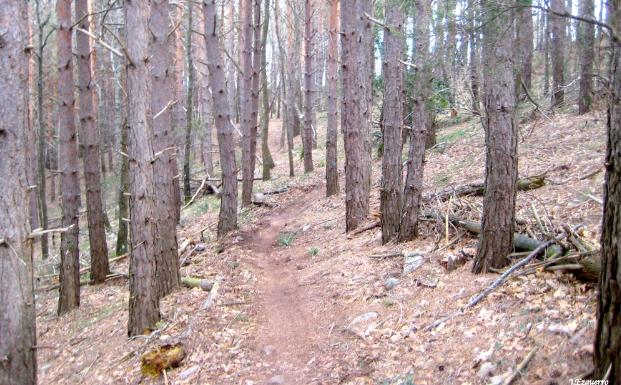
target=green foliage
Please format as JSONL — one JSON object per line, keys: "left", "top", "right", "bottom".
{"left": 438, "top": 128, "right": 468, "bottom": 144}
{"left": 277, "top": 231, "right": 296, "bottom": 247}
{"left": 308, "top": 247, "right": 319, "bottom": 257}
{"left": 380, "top": 373, "right": 416, "bottom": 385}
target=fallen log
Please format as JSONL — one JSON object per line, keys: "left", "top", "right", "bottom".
{"left": 180, "top": 277, "right": 213, "bottom": 291}
{"left": 426, "top": 212, "right": 563, "bottom": 258}
{"left": 431, "top": 174, "right": 546, "bottom": 201}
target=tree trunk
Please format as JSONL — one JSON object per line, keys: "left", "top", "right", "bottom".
{"left": 468, "top": 0, "right": 481, "bottom": 115}
{"left": 303, "top": 0, "right": 315, "bottom": 173}
{"left": 399, "top": 0, "right": 431, "bottom": 242}
{"left": 341, "top": 0, "right": 372, "bottom": 231}
{"left": 115, "top": 112, "right": 129, "bottom": 256}
{"left": 380, "top": 2, "right": 404, "bottom": 244}
{"left": 76, "top": 0, "right": 110, "bottom": 284}
{"left": 517, "top": 0, "right": 534, "bottom": 97}
{"left": 203, "top": 0, "right": 239, "bottom": 237}
{"left": 594, "top": 2, "right": 621, "bottom": 380}
{"left": 150, "top": 0, "right": 180, "bottom": 298}
{"left": 0, "top": 2, "right": 37, "bottom": 383}
{"left": 551, "top": 0, "right": 566, "bottom": 107}
{"left": 57, "top": 0, "right": 81, "bottom": 315}
{"left": 472, "top": 0, "right": 518, "bottom": 273}
{"left": 125, "top": 0, "right": 161, "bottom": 336}
{"left": 261, "top": 0, "right": 275, "bottom": 180}
{"left": 35, "top": 0, "right": 49, "bottom": 260}
{"left": 544, "top": 10, "right": 550, "bottom": 95}
{"left": 241, "top": 0, "right": 256, "bottom": 205}
{"left": 325, "top": 0, "right": 340, "bottom": 197}
{"left": 578, "top": 0, "right": 595, "bottom": 114}
{"left": 194, "top": 3, "right": 214, "bottom": 177}
{"left": 183, "top": 6, "right": 194, "bottom": 202}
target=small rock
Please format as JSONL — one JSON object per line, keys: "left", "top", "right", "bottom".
{"left": 403, "top": 252, "right": 424, "bottom": 275}
{"left": 384, "top": 277, "right": 400, "bottom": 290}
{"left": 347, "top": 312, "right": 379, "bottom": 329}
{"left": 268, "top": 374, "right": 285, "bottom": 384}
{"left": 262, "top": 345, "right": 276, "bottom": 356}
{"left": 489, "top": 374, "right": 505, "bottom": 385}
{"left": 179, "top": 365, "right": 200, "bottom": 380}
{"left": 252, "top": 192, "right": 265, "bottom": 204}
{"left": 477, "top": 362, "right": 496, "bottom": 378}
{"left": 194, "top": 243, "right": 206, "bottom": 252}
{"left": 389, "top": 333, "right": 402, "bottom": 343}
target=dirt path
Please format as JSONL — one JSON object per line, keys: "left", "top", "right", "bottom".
{"left": 239, "top": 187, "right": 324, "bottom": 384}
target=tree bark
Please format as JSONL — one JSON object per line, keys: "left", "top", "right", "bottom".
{"left": 76, "top": 0, "right": 110, "bottom": 284}
{"left": 341, "top": 0, "right": 372, "bottom": 231}
{"left": 125, "top": 0, "right": 161, "bottom": 336}
{"left": 578, "top": 0, "right": 595, "bottom": 114}
{"left": 325, "top": 0, "right": 340, "bottom": 197}
{"left": 399, "top": 0, "right": 431, "bottom": 242}
{"left": 57, "top": 0, "right": 81, "bottom": 315}
{"left": 150, "top": 0, "right": 180, "bottom": 297}
{"left": 303, "top": 0, "right": 315, "bottom": 173}
{"left": 468, "top": 0, "right": 481, "bottom": 115}
{"left": 183, "top": 6, "right": 194, "bottom": 202}
{"left": 203, "top": 0, "right": 239, "bottom": 237}
{"left": 260, "top": 0, "right": 275, "bottom": 180}
{"left": 594, "top": 2, "right": 621, "bottom": 380}
{"left": 0, "top": 2, "right": 37, "bottom": 383}
{"left": 241, "top": 0, "right": 255, "bottom": 205}
{"left": 551, "top": 0, "right": 566, "bottom": 107}
{"left": 517, "top": 0, "right": 534, "bottom": 97}
{"left": 194, "top": 3, "right": 214, "bottom": 177}
{"left": 380, "top": 2, "right": 404, "bottom": 244}
{"left": 472, "top": 0, "right": 518, "bottom": 273}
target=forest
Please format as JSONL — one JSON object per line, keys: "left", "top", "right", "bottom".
{"left": 0, "top": 0, "right": 620, "bottom": 383}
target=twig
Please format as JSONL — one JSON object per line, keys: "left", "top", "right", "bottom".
{"left": 182, "top": 177, "right": 207, "bottom": 210}
{"left": 29, "top": 224, "right": 75, "bottom": 238}
{"left": 74, "top": 27, "right": 123, "bottom": 57}
{"left": 501, "top": 345, "right": 540, "bottom": 385}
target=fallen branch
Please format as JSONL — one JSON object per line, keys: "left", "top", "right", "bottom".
{"left": 347, "top": 221, "right": 380, "bottom": 238}
{"left": 202, "top": 276, "right": 221, "bottom": 310}
{"left": 501, "top": 345, "right": 540, "bottom": 385}
{"left": 182, "top": 177, "right": 207, "bottom": 210}
{"left": 263, "top": 186, "right": 289, "bottom": 195}
{"left": 29, "top": 224, "right": 75, "bottom": 239}
{"left": 430, "top": 174, "right": 546, "bottom": 201}
{"left": 181, "top": 277, "right": 213, "bottom": 291}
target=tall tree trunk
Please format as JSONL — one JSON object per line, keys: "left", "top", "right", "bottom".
{"left": 517, "top": 0, "right": 534, "bottom": 95}
{"left": 261, "top": 0, "right": 275, "bottom": 180}
{"left": 594, "top": 5, "right": 621, "bottom": 379}
{"left": 0, "top": 2, "right": 37, "bottom": 383}
{"left": 35, "top": 0, "right": 49, "bottom": 260}
{"left": 380, "top": 1, "right": 404, "bottom": 244}
{"left": 341, "top": 0, "right": 372, "bottom": 231}
{"left": 303, "top": 0, "right": 315, "bottom": 173}
{"left": 194, "top": 3, "right": 214, "bottom": 177}
{"left": 578, "top": 0, "right": 595, "bottom": 114}
{"left": 115, "top": 111, "right": 129, "bottom": 256}
{"left": 203, "top": 0, "right": 239, "bottom": 236}
{"left": 76, "top": 0, "right": 110, "bottom": 284}
{"left": 150, "top": 0, "right": 180, "bottom": 297}
{"left": 57, "top": 0, "right": 81, "bottom": 315}
{"left": 544, "top": 10, "right": 550, "bottom": 95}
{"left": 171, "top": 3, "right": 185, "bottom": 222}
{"left": 325, "top": 0, "right": 340, "bottom": 197}
{"left": 183, "top": 5, "right": 194, "bottom": 202}
{"left": 472, "top": 0, "right": 518, "bottom": 273}
{"left": 399, "top": 0, "right": 431, "bottom": 242}
{"left": 125, "top": 0, "right": 161, "bottom": 336}
{"left": 551, "top": 0, "right": 566, "bottom": 107}
{"left": 241, "top": 0, "right": 255, "bottom": 205}
{"left": 468, "top": 0, "right": 481, "bottom": 115}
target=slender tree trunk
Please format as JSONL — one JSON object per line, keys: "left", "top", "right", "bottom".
{"left": 0, "top": 2, "right": 37, "bottom": 383}
{"left": 171, "top": 3, "right": 185, "bottom": 222}
{"left": 517, "top": 0, "right": 534, "bottom": 95}
{"left": 341, "top": 0, "right": 372, "bottom": 231}
{"left": 35, "top": 0, "right": 49, "bottom": 260}
{"left": 125, "top": 0, "right": 161, "bottom": 336}
{"left": 57, "top": 0, "right": 81, "bottom": 315}
{"left": 468, "top": 0, "right": 481, "bottom": 115}
{"left": 261, "top": 0, "right": 275, "bottom": 180}
{"left": 303, "top": 0, "right": 315, "bottom": 173}
{"left": 76, "top": 0, "right": 110, "bottom": 284}
{"left": 594, "top": 5, "right": 621, "bottom": 379}
{"left": 194, "top": 3, "right": 214, "bottom": 177}
{"left": 578, "top": 0, "right": 595, "bottom": 114}
{"left": 551, "top": 0, "right": 566, "bottom": 107}
{"left": 380, "top": 1, "right": 404, "bottom": 244}
{"left": 399, "top": 0, "right": 431, "bottom": 242}
{"left": 241, "top": 0, "right": 255, "bottom": 205}
{"left": 325, "top": 0, "right": 340, "bottom": 197}
{"left": 544, "top": 10, "right": 550, "bottom": 95}
{"left": 472, "top": 0, "right": 518, "bottom": 273}
{"left": 115, "top": 111, "right": 129, "bottom": 256}
{"left": 183, "top": 6, "right": 194, "bottom": 202}
{"left": 203, "top": 0, "right": 239, "bottom": 236}
{"left": 150, "top": 0, "right": 180, "bottom": 297}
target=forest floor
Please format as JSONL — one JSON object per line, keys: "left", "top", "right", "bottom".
{"left": 35, "top": 107, "right": 606, "bottom": 385}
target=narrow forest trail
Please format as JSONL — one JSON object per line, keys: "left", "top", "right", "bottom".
{"left": 239, "top": 186, "right": 324, "bottom": 383}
